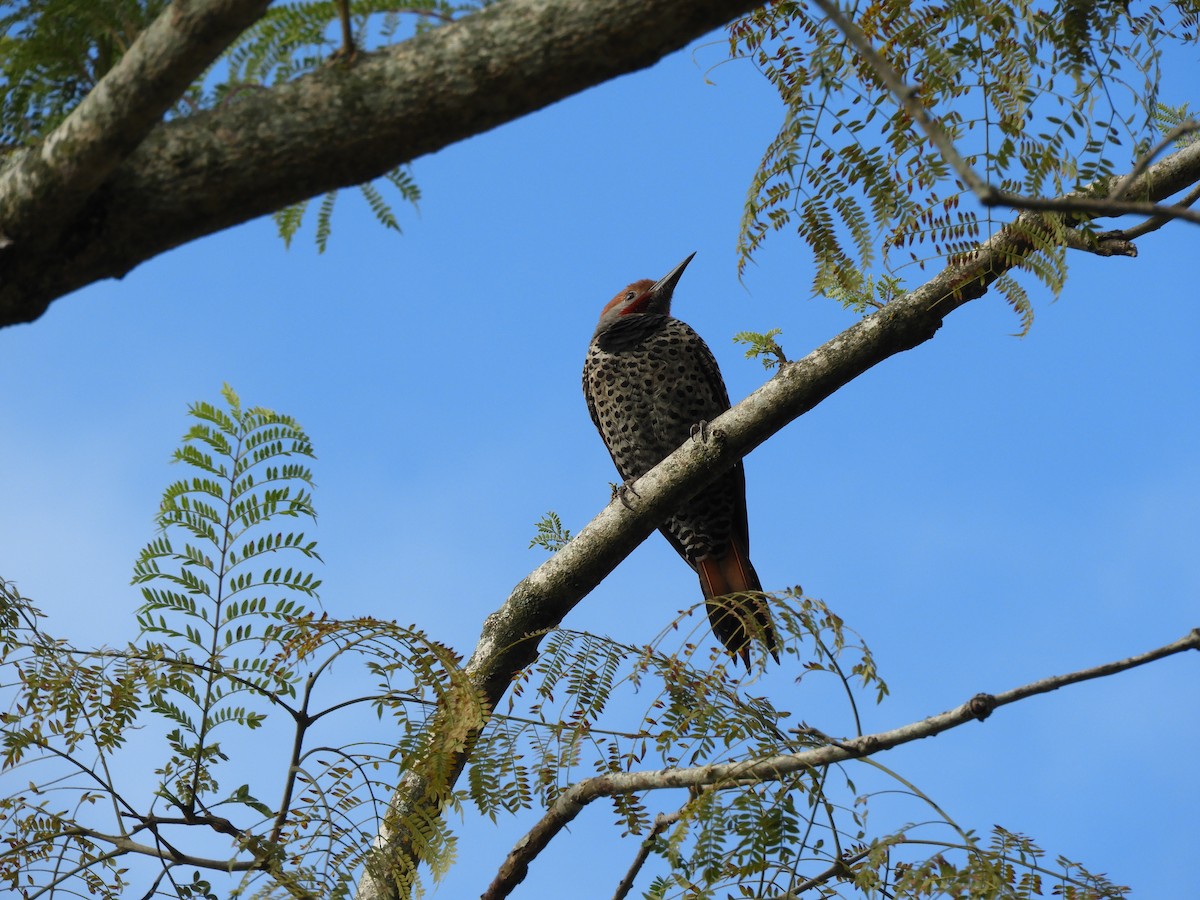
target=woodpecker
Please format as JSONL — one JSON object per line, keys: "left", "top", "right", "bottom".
{"left": 582, "top": 253, "right": 778, "bottom": 666}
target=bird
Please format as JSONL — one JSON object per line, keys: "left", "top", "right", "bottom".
{"left": 582, "top": 252, "right": 779, "bottom": 666}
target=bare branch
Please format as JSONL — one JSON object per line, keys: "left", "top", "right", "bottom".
{"left": 1110, "top": 119, "right": 1200, "bottom": 201}
{"left": 484, "top": 630, "right": 1199, "bottom": 898}
{"left": 1102, "top": 181, "right": 1200, "bottom": 241}
{"left": 777, "top": 844, "right": 875, "bottom": 898}
{"left": 46, "top": 824, "right": 259, "bottom": 872}
{"left": 988, "top": 628, "right": 1199, "bottom": 706}
{"left": 983, "top": 190, "right": 1200, "bottom": 226}
{"left": 612, "top": 807, "right": 685, "bottom": 900}
{"left": 1059, "top": 227, "right": 1137, "bottom": 258}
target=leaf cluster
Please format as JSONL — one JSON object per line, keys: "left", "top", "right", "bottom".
{"left": 0, "top": 0, "right": 167, "bottom": 147}
{"left": 528, "top": 511, "right": 573, "bottom": 553}
{"left": 209, "top": 0, "right": 477, "bottom": 250}
{"left": 131, "top": 384, "right": 320, "bottom": 811}
{"left": 0, "top": 387, "right": 488, "bottom": 898}
{"left": 733, "top": 328, "right": 788, "bottom": 370}
{"left": 729, "top": 0, "right": 1198, "bottom": 328}
{"left": 882, "top": 826, "right": 1128, "bottom": 899}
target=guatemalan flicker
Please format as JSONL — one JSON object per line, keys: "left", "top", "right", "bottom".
{"left": 582, "top": 253, "right": 779, "bottom": 666}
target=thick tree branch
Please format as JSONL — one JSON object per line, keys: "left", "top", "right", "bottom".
{"left": 0, "top": 0, "right": 766, "bottom": 326}
{"left": 358, "top": 139, "right": 1200, "bottom": 899}
{"left": 0, "top": 0, "right": 271, "bottom": 247}
{"left": 1110, "top": 120, "right": 1200, "bottom": 201}
{"left": 484, "top": 629, "right": 1200, "bottom": 898}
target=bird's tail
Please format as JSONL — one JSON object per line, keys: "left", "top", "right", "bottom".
{"left": 696, "top": 540, "right": 780, "bottom": 667}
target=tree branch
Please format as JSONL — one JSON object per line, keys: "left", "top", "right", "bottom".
{"left": 0, "top": 0, "right": 766, "bottom": 327}
{"left": 612, "top": 807, "right": 685, "bottom": 900}
{"left": 51, "top": 824, "right": 259, "bottom": 872}
{"left": 1101, "top": 180, "right": 1200, "bottom": 242}
{"left": 357, "top": 139, "right": 1200, "bottom": 899}
{"left": 483, "top": 629, "right": 1200, "bottom": 898}
{"left": 0, "top": 0, "right": 271, "bottom": 248}
{"left": 1109, "top": 120, "right": 1200, "bottom": 201}
{"left": 982, "top": 190, "right": 1200, "bottom": 226}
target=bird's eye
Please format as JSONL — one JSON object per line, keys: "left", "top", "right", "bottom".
{"left": 624, "top": 291, "right": 637, "bottom": 302}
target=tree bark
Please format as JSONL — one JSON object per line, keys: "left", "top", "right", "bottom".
{"left": 0, "top": 0, "right": 272, "bottom": 249}
{"left": 0, "top": 0, "right": 765, "bottom": 327}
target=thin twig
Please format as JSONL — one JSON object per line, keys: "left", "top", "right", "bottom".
{"left": 984, "top": 190, "right": 1200, "bottom": 226}
{"left": 775, "top": 843, "right": 875, "bottom": 898}
{"left": 336, "top": 0, "right": 355, "bottom": 56}
{"left": 611, "top": 807, "right": 685, "bottom": 900}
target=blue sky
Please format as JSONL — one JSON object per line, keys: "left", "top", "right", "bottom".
{"left": 1, "top": 21, "right": 1197, "bottom": 899}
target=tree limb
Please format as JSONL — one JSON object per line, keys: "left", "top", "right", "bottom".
{"left": 0, "top": 0, "right": 271, "bottom": 248}
{"left": 357, "top": 138, "right": 1200, "bottom": 899}
{"left": 1109, "top": 120, "right": 1200, "bottom": 201}
{"left": 982, "top": 191, "right": 1200, "bottom": 226}
{"left": 0, "top": 0, "right": 766, "bottom": 327}
{"left": 483, "top": 629, "right": 1200, "bottom": 899}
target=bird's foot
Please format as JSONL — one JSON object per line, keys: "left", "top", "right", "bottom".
{"left": 610, "top": 480, "right": 640, "bottom": 510}
{"left": 690, "top": 420, "right": 710, "bottom": 443}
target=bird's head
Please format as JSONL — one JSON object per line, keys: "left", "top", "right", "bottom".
{"left": 593, "top": 252, "right": 695, "bottom": 335}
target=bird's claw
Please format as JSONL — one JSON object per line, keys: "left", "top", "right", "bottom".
{"left": 690, "top": 420, "right": 710, "bottom": 443}
{"left": 611, "top": 480, "right": 640, "bottom": 510}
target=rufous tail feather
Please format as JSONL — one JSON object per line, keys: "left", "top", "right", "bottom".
{"left": 695, "top": 539, "right": 779, "bottom": 667}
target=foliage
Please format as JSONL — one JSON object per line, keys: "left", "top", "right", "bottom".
{"left": 132, "top": 384, "right": 322, "bottom": 812}
{"left": 529, "top": 511, "right": 573, "bottom": 553}
{"left": 478, "top": 592, "right": 1125, "bottom": 899}
{"left": 1152, "top": 100, "right": 1200, "bottom": 146}
{"left": 729, "top": 0, "right": 1200, "bottom": 327}
{"left": 219, "top": 0, "right": 467, "bottom": 251}
{"left": 733, "top": 328, "right": 788, "bottom": 369}
{"left": 0, "top": 0, "right": 167, "bottom": 146}
{"left": 0, "top": 389, "right": 1143, "bottom": 898}
{"left": 273, "top": 167, "right": 421, "bottom": 253}
{"left": 0, "top": 387, "right": 486, "bottom": 898}
{"left": 214, "top": 0, "right": 481, "bottom": 250}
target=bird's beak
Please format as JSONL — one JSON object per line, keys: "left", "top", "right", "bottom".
{"left": 649, "top": 252, "right": 696, "bottom": 301}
